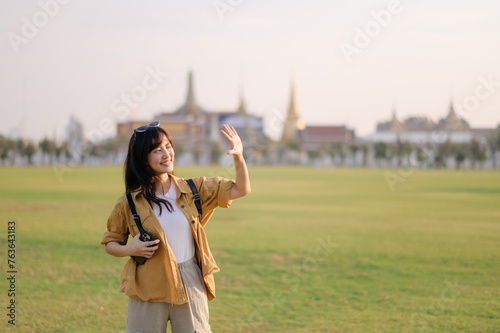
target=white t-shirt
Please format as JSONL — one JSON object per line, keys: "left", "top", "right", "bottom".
{"left": 153, "top": 185, "right": 195, "bottom": 264}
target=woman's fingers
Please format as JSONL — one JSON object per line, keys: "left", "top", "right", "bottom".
{"left": 131, "top": 234, "right": 160, "bottom": 257}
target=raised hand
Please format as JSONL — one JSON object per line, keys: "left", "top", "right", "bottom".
{"left": 220, "top": 124, "right": 243, "bottom": 156}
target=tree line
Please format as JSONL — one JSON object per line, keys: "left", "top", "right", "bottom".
{"left": 1, "top": 131, "right": 500, "bottom": 169}
{"left": 371, "top": 136, "right": 498, "bottom": 169}
{"left": 0, "top": 135, "right": 126, "bottom": 166}
{"left": 279, "top": 132, "right": 500, "bottom": 169}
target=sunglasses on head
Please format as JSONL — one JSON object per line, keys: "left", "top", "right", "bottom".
{"left": 134, "top": 121, "right": 160, "bottom": 133}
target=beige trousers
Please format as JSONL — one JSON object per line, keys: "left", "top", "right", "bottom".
{"left": 125, "top": 258, "right": 212, "bottom": 333}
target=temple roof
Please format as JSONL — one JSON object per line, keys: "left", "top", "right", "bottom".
{"left": 389, "top": 108, "right": 405, "bottom": 132}
{"left": 173, "top": 71, "right": 202, "bottom": 119}
{"left": 376, "top": 108, "right": 405, "bottom": 132}
{"left": 437, "top": 101, "right": 470, "bottom": 131}
{"left": 236, "top": 81, "right": 247, "bottom": 115}
{"left": 301, "top": 126, "right": 356, "bottom": 144}
{"left": 376, "top": 101, "right": 471, "bottom": 133}
{"left": 281, "top": 71, "right": 305, "bottom": 142}
{"left": 287, "top": 72, "right": 301, "bottom": 119}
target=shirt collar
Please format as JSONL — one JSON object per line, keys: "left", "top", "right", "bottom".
{"left": 170, "top": 175, "right": 191, "bottom": 195}
{"left": 130, "top": 174, "right": 191, "bottom": 200}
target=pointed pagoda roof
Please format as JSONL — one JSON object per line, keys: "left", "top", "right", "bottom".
{"left": 236, "top": 79, "right": 247, "bottom": 115}
{"left": 185, "top": 71, "right": 196, "bottom": 107}
{"left": 281, "top": 70, "right": 305, "bottom": 142}
{"left": 174, "top": 71, "right": 201, "bottom": 118}
{"left": 376, "top": 105, "right": 405, "bottom": 132}
{"left": 438, "top": 99, "right": 470, "bottom": 131}
{"left": 389, "top": 107, "right": 405, "bottom": 132}
{"left": 287, "top": 72, "right": 300, "bottom": 119}
{"left": 236, "top": 97, "right": 247, "bottom": 115}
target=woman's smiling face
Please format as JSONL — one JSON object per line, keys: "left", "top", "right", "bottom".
{"left": 147, "top": 134, "right": 175, "bottom": 175}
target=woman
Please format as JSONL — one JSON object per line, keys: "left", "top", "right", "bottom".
{"left": 101, "top": 122, "right": 251, "bottom": 333}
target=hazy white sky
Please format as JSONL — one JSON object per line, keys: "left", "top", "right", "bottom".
{"left": 1, "top": 0, "right": 499, "bottom": 142}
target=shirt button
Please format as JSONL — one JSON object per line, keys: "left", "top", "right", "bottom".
{"left": 191, "top": 220, "right": 195, "bottom": 224}
{"left": 181, "top": 205, "right": 184, "bottom": 208}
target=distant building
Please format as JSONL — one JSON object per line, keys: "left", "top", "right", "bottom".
{"left": 117, "top": 70, "right": 356, "bottom": 165}
{"left": 116, "top": 71, "right": 266, "bottom": 164}
{"left": 281, "top": 74, "right": 305, "bottom": 144}
{"left": 280, "top": 73, "right": 356, "bottom": 151}
{"left": 301, "top": 126, "right": 355, "bottom": 150}
{"left": 367, "top": 100, "right": 497, "bottom": 145}
{"left": 66, "top": 115, "right": 85, "bottom": 151}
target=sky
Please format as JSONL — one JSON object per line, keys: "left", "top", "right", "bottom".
{"left": 1, "top": 0, "right": 499, "bottom": 142}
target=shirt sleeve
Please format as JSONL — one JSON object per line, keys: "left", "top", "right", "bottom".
{"left": 100, "top": 196, "right": 130, "bottom": 245}
{"left": 199, "top": 176, "right": 235, "bottom": 210}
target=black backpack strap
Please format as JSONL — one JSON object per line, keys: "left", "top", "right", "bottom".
{"left": 186, "top": 179, "right": 202, "bottom": 219}
{"left": 125, "top": 192, "right": 147, "bottom": 235}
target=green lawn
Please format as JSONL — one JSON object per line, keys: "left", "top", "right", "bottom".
{"left": 0, "top": 166, "right": 499, "bottom": 332}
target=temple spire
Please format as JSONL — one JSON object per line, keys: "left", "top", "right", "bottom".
{"left": 281, "top": 70, "right": 305, "bottom": 143}
{"left": 288, "top": 71, "right": 300, "bottom": 118}
{"left": 438, "top": 98, "right": 470, "bottom": 131}
{"left": 184, "top": 71, "right": 198, "bottom": 118}
{"left": 236, "top": 95, "right": 247, "bottom": 115}
{"left": 391, "top": 106, "right": 397, "bottom": 123}
{"left": 236, "top": 73, "right": 247, "bottom": 115}
{"left": 447, "top": 97, "right": 457, "bottom": 117}
{"left": 390, "top": 106, "right": 404, "bottom": 132}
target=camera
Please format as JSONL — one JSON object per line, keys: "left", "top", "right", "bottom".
{"left": 131, "top": 231, "right": 157, "bottom": 265}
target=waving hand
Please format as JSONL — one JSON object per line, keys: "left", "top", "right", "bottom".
{"left": 220, "top": 124, "right": 243, "bottom": 156}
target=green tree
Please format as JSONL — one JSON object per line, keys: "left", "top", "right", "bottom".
{"left": 284, "top": 140, "right": 303, "bottom": 165}
{"left": 487, "top": 134, "right": 499, "bottom": 169}
{"left": 102, "top": 137, "right": 123, "bottom": 165}
{"left": 89, "top": 142, "right": 105, "bottom": 161}
{"left": 210, "top": 140, "right": 224, "bottom": 164}
{"left": 415, "top": 146, "right": 427, "bottom": 167}
{"left": 307, "top": 149, "right": 321, "bottom": 164}
{"left": 395, "top": 140, "right": 413, "bottom": 167}
{"left": 193, "top": 146, "right": 202, "bottom": 164}
{"left": 434, "top": 140, "right": 453, "bottom": 168}
{"left": 358, "top": 143, "right": 369, "bottom": 167}
{"left": 23, "top": 140, "right": 37, "bottom": 165}
{"left": 374, "top": 142, "right": 388, "bottom": 166}
{"left": 59, "top": 141, "right": 73, "bottom": 165}
{"left": 333, "top": 143, "right": 347, "bottom": 166}
{"left": 469, "top": 139, "right": 487, "bottom": 169}
{"left": 453, "top": 144, "right": 467, "bottom": 170}
{"left": 11, "top": 139, "right": 26, "bottom": 165}
{"left": 39, "top": 137, "right": 57, "bottom": 165}
{"left": 173, "top": 142, "right": 185, "bottom": 160}
{"left": 0, "top": 135, "right": 11, "bottom": 165}
{"left": 349, "top": 144, "right": 359, "bottom": 166}
{"left": 324, "top": 144, "right": 336, "bottom": 166}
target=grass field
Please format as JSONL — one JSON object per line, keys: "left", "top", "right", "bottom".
{"left": 0, "top": 166, "right": 499, "bottom": 333}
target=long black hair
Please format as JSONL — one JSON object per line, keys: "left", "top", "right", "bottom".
{"left": 124, "top": 126, "right": 174, "bottom": 215}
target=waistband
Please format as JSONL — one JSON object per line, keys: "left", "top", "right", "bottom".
{"left": 177, "top": 257, "right": 197, "bottom": 269}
